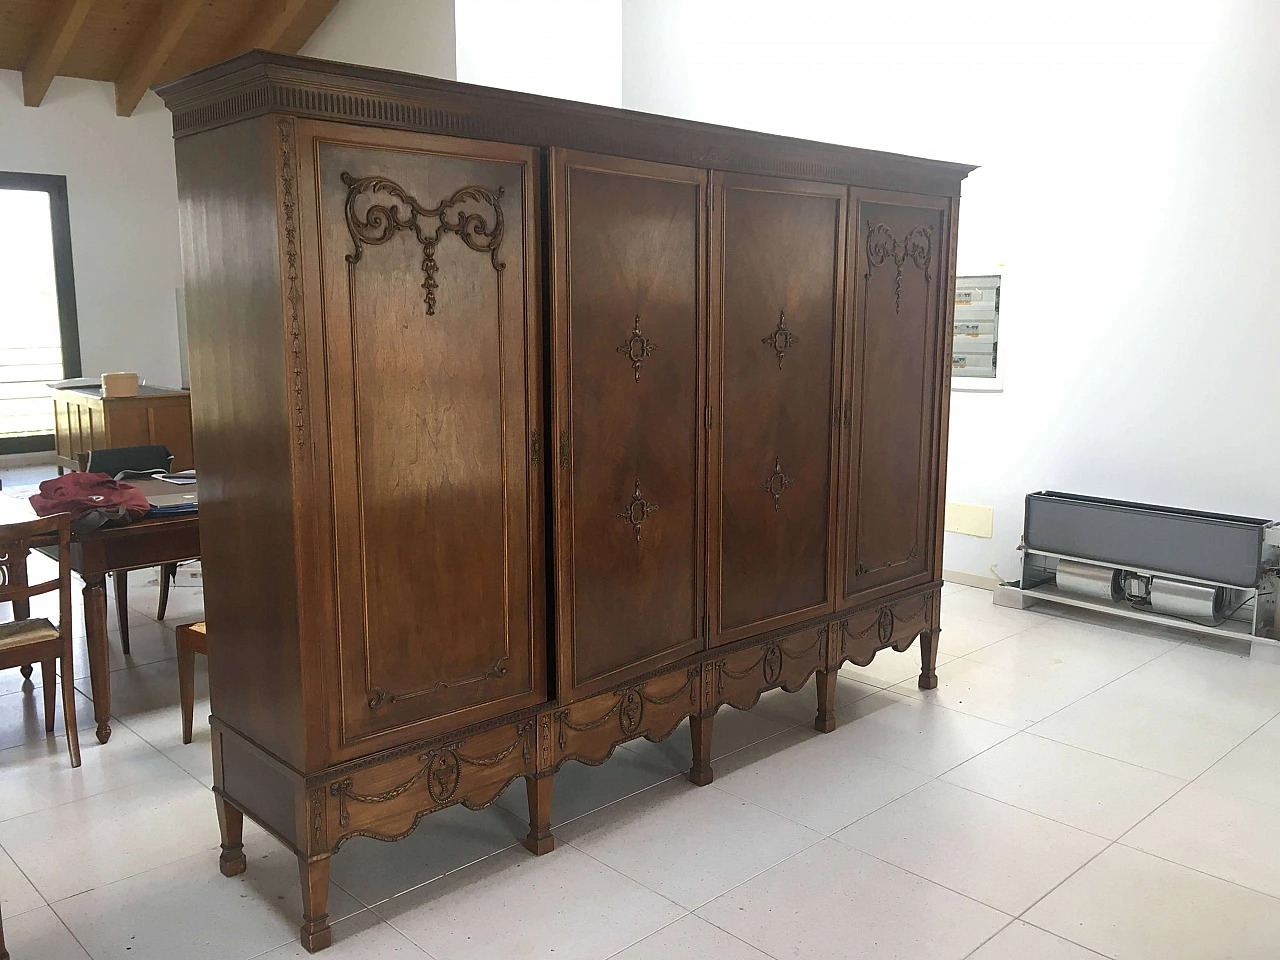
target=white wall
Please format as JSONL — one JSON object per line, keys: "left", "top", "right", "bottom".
{"left": 621, "top": 0, "right": 1280, "bottom": 581}
{"left": 301, "top": 0, "right": 456, "bottom": 77}
{"left": 0, "top": 72, "right": 183, "bottom": 387}
{"left": 456, "top": 0, "right": 621, "bottom": 105}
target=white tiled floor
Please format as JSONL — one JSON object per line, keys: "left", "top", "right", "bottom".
{"left": 4, "top": 534, "right": 1280, "bottom": 959}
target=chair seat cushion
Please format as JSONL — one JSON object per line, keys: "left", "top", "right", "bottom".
{"left": 0, "top": 618, "right": 59, "bottom": 650}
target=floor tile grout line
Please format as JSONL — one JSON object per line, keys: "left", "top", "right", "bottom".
{"left": 1101, "top": 697, "right": 1280, "bottom": 850}
{"left": 1014, "top": 918, "right": 1118, "bottom": 959}
{"left": 957, "top": 915, "right": 1019, "bottom": 960}
{"left": 561, "top": 791, "right": 827, "bottom": 913}
{"left": 46, "top": 902, "right": 98, "bottom": 960}
{"left": 1003, "top": 727, "right": 1199, "bottom": 781}
{"left": 1010, "top": 837, "right": 1116, "bottom": 922}
{"left": 825, "top": 839, "right": 1022, "bottom": 919}
{"left": 0, "top": 737, "right": 199, "bottom": 829}
{"left": 0, "top": 837, "right": 50, "bottom": 920}
{"left": 40, "top": 841, "right": 232, "bottom": 914}
{"left": 1108, "top": 837, "right": 1280, "bottom": 905}
{"left": 594, "top": 912, "right": 696, "bottom": 960}
{"left": 933, "top": 777, "right": 1139, "bottom": 845}
{"left": 347, "top": 836, "right": 530, "bottom": 913}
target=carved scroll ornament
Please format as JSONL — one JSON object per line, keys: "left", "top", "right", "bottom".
{"left": 618, "top": 479, "right": 658, "bottom": 542}
{"left": 761, "top": 311, "right": 797, "bottom": 368}
{"left": 617, "top": 315, "right": 656, "bottom": 381}
{"left": 341, "top": 171, "right": 505, "bottom": 317}
{"left": 866, "top": 222, "right": 933, "bottom": 313}
{"left": 761, "top": 457, "right": 794, "bottom": 511}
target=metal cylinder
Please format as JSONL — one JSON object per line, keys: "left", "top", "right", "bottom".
{"left": 1149, "top": 578, "right": 1225, "bottom": 620}
{"left": 1055, "top": 559, "right": 1123, "bottom": 602}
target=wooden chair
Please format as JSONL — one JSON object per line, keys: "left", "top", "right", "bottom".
{"left": 0, "top": 513, "right": 81, "bottom": 767}
{"left": 176, "top": 620, "right": 207, "bottom": 744}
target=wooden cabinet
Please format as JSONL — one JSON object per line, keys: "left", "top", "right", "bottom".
{"left": 709, "top": 174, "right": 845, "bottom": 644}
{"left": 51, "top": 384, "right": 194, "bottom": 472}
{"left": 551, "top": 150, "right": 706, "bottom": 698}
{"left": 160, "top": 51, "right": 970, "bottom": 954}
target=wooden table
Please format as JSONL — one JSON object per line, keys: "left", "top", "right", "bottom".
{"left": 0, "top": 480, "right": 200, "bottom": 743}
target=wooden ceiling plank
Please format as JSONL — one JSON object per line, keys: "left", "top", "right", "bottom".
{"left": 222, "top": 0, "right": 316, "bottom": 60}
{"left": 114, "top": 0, "right": 205, "bottom": 117}
{"left": 21, "top": 0, "right": 95, "bottom": 107}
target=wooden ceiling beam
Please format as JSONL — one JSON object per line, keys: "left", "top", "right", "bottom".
{"left": 21, "top": 0, "right": 95, "bottom": 107}
{"left": 114, "top": 0, "right": 204, "bottom": 117}
{"left": 222, "top": 0, "right": 317, "bottom": 60}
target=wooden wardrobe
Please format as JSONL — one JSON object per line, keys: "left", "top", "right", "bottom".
{"left": 159, "top": 52, "right": 972, "bottom": 953}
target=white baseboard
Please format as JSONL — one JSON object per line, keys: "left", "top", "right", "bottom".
{"left": 0, "top": 452, "right": 56, "bottom": 468}
{"left": 942, "top": 569, "right": 999, "bottom": 591}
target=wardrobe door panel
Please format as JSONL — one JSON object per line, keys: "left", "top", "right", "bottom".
{"left": 308, "top": 123, "right": 545, "bottom": 747}
{"left": 552, "top": 150, "right": 706, "bottom": 698}
{"left": 841, "top": 191, "right": 949, "bottom": 604}
{"left": 710, "top": 173, "right": 845, "bottom": 644}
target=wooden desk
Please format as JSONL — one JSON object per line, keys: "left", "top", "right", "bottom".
{"left": 51, "top": 384, "right": 194, "bottom": 473}
{"left": 0, "top": 481, "right": 200, "bottom": 743}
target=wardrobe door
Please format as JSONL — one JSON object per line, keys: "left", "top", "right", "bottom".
{"left": 551, "top": 150, "right": 706, "bottom": 699}
{"left": 709, "top": 173, "right": 845, "bottom": 645}
{"left": 839, "top": 190, "right": 950, "bottom": 604}
{"left": 304, "top": 121, "right": 546, "bottom": 751}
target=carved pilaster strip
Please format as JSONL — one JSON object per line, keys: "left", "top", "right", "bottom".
{"left": 275, "top": 116, "right": 307, "bottom": 448}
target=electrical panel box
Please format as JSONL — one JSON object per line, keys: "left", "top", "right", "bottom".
{"left": 953, "top": 274, "right": 1000, "bottom": 379}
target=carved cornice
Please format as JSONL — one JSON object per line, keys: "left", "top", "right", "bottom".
{"left": 156, "top": 53, "right": 975, "bottom": 198}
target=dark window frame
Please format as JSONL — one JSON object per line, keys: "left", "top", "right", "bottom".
{"left": 0, "top": 171, "right": 81, "bottom": 455}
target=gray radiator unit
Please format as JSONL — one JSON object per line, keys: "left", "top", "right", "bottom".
{"left": 1006, "top": 492, "right": 1279, "bottom": 651}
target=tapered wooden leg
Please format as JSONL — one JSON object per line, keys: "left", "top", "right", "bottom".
{"left": 299, "top": 855, "right": 332, "bottom": 953}
{"left": 815, "top": 668, "right": 838, "bottom": 732}
{"left": 61, "top": 643, "right": 81, "bottom": 768}
{"left": 157, "top": 563, "right": 177, "bottom": 620}
{"left": 689, "top": 713, "right": 714, "bottom": 785}
{"left": 216, "top": 794, "right": 247, "bottom": 877}
{"left": 177, "top": 633, "right": 196, "bottom": 744}
{"left": 40, "top": 660, "right": 56, "bottom": 733}
{"left": 18, "top": 666, "right": 32, "bottom": 682}
{"left": 112, "top": 570, "right": 130, "bottom": 655}
{"left": 918, "top": 628, "right": 939, "bottom": 689}
{"left": 522, "top": 774, "right": 554, "bottom": 855}
{"left": 82, "top": 574, "right": 112, "bottom": 743}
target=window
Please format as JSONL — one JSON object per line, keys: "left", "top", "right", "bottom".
{"left": 0, "top": 172, "right": 81, "bottom": 453}
{"left": 952, "top": 274, "right": 999, "bottom": 384}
